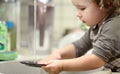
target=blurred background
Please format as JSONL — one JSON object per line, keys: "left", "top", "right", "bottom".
{"left": 0, "top": 0, "right": 87, "bottom": 52}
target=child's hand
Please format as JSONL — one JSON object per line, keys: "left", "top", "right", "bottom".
{"left": 37, "top": 52, "right": 62, "bottom": 65}
{"left": 42, "top": 60, "right": 63, "bottom": 74}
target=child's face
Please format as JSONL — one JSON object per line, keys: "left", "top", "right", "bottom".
{"left": 72, "top": 0, "right": 108, "bottom": 27}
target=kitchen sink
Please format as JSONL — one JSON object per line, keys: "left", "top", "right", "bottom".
{"left": 0, "top": 61, "right": 45, "bottom": 74}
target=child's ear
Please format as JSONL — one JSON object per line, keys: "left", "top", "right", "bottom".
{"left": 99, "top": 0, "right": 112, "bottom": 11}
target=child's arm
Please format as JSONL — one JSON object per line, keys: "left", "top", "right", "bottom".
{"left": 41, "top": 54, "right": 105, "bottom": 74}
{"left": 51, "top": 44, "right": 77, "bottom": 59}
{"left": 61, "top": 54, "right": 105, "bottom": 71}
{"left": 37, "top": 44, "right": 76, "bottom": 65}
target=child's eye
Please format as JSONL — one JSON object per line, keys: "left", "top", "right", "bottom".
{"left": 75, "top": 5, "right": 86, "bottom": 11}
{"left": 79, "top": 8, "right": 85, "bottom": 11}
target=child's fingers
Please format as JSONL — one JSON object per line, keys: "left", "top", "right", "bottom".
{"left": 37, "top": 60, "right": 47, "bottom": 65}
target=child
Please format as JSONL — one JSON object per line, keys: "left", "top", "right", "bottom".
{"left": 37, "top": 0, "right": 120, "bottom": 74}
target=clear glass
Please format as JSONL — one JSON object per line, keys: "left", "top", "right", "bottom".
{"left": 0, "top": 0, "right": 54, "bottom": 55}
{"left": 19, "top": 0, "right": 54, "bottom": 56}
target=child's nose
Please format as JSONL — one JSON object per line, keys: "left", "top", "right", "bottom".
{"left": 76, "top": 12, "right": 82, "bottom": 18}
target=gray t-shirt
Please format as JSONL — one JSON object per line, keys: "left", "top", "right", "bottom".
{"left": 73, "top": 14, "right": 120, "bottom": 72}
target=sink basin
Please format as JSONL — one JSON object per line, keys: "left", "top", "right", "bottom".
{"left": 0, "top": 61, "right": 45, "bottom": 74}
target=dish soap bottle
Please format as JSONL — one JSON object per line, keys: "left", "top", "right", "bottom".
{"left": 0, "top": 21, "right": 7, "bottom": 52}
{"left": 0, "top": 21, "right": 18, "bottom": 61}
{"left": 5, "top": 21, "right": 15, "bottom": 51}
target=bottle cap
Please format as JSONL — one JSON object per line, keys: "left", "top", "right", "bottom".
{"left": 5, "top": 21, "right": 14, "bottom": 29}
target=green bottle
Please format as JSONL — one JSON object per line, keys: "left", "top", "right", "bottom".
{"left": 0, "top": 21, "right": 7, "bottom": 52}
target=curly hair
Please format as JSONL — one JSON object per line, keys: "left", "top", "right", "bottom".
{"left": 93, "top": 0, "right": 120, "bottom": 13}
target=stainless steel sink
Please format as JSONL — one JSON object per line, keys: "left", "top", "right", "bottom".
{"left": 0, "top": 61, "right": 45, "bottom": 74}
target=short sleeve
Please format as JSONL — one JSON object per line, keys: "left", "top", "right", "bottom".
{"left": 92, "top": 16, "right": 120, "bottom": 62}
